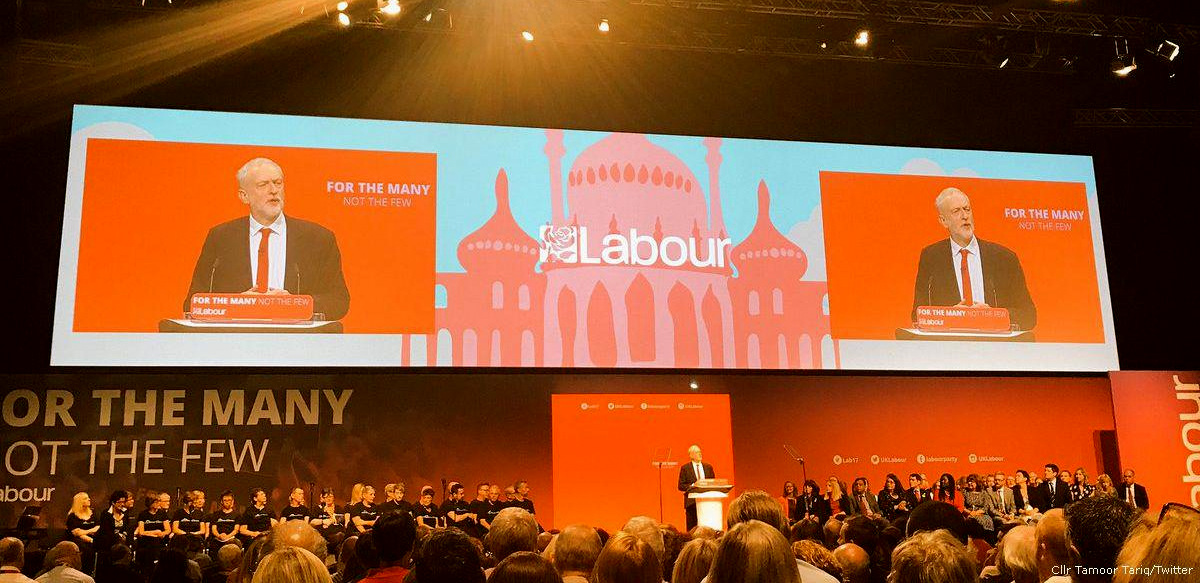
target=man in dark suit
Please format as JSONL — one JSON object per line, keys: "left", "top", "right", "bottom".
{"left": 678, "top": 444, "right": 716, "bottom": 531}
{"left": 184, "top": 157, "right": 350, "bottom": 320}
{"left": 1038, "top": 463, "right": 1071, "bottom": 511}
{"left": 848, "top": 477, "right": 881, "bottom": 518}
{"left": 911, "top": 187, "right": 1036, "bottom": 331}
{"left": 1117, "top": 469, "right": 1150, "bottom": 510}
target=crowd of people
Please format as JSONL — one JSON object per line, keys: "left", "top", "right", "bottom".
{"left": 0, "top": 465, "right": 1194, "bottom": 583}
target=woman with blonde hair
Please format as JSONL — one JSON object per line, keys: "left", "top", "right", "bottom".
{"left": 1070, "top": 467, "right": 1094, "bottom": 502}
{"left": 671, "top": 538, "right": 718, "bottom": 583}
{"left": 252, "top": 546, "right": 332, "bottom": 583}
{"left": 349, "top": 483, "right": 364, "bottom": 506}
{"left": 591, "top": 531, "right": 661, "bottom": 583}
{"left": 708, "top": 520, "right": 801, "bottom": 583}
{"left": 1093, "top": 474, "right": 1116, "bottom": 498}
{"left": 823, "top": 477, "right": 851, "bottom": 520}
{"left": 66, "top": 491, "right": 100, "bottom": 574}
{"left": 1112, "top": 504, "right": 1200, "bottom": 583}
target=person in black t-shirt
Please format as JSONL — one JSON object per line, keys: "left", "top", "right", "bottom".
{"left": 122, "top": 493, "right": 139, "bottom": 546}
{"left": 350, "top": 485, "right": 381, "bottom": 533}
{"left": 311, "top": 487, "right": 348, "bottom": 550}
{"left": 483, "top": 485, "right": 504, "bottom": 529}
{"left": 510, "top": 480, "right": 542, "bottom": 533}
{"left": 66, "top": 492, "right": 100, "bottom": 574}
{"left": 378, "top": 483, "right": 413, "bottom": 517}
{"left": 502, "top": 485, "right": 516, "bottom": 508}
{"left": 280, "top": 487, "right": 312, "bottom": 522}
{"left": 135, "top": 492, "right": 172, "bottom": 574}
{"left": 95, "top": 490, "right": 132, "bottom": 570}
{"left": 238, "top": 488, "right": 277, "bottom": 545}
{"left": 207, "top": 490, "right": 241, "bottom": 558}
{"left": 466, "top": 482, "right": 492, "bottom": 539}
{"left": 411, "top": 486, "right": 441, "bottom": 528}
{"left": 443, "top": 482, "right": 476, "bottom": 534}
{"left": 172, "top": 490, "right": 209, "bottom": 548}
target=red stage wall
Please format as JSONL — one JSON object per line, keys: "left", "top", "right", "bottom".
{"left": 1110, "top": 371, "right": 1200, "bottom": 508}
{"left": 729, "top": 375, "right": 1116, "bottom": 496}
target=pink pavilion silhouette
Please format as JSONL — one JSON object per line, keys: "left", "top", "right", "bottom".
{"left": 396, "top": 130, "right": 838, "bottom": 369}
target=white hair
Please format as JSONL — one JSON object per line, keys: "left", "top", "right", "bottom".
{"left": 236, "top": 157, "right": 283, "bottom": 190}
{"left": 935, "top": 187, "right": 968, "bottom": 212}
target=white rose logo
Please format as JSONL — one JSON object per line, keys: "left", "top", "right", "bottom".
{"left": 539, "top": 225, "right": 579, "bottom": 263}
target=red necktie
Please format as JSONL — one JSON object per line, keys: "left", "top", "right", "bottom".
{"left": 959, "top": 248, "right": 973, "bottom": 305}
{"left": 256, "top": 228, "right": 272, "bottom": 292}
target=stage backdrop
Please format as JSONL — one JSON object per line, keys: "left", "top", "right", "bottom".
{"left": 1110, "top": 371, "right": 1200, "bottom": 508}
{"left": 3, "top": 373, "right": 1122, "bottom": 532}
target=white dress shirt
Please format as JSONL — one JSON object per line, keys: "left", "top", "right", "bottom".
{"left": 693, "top": 462, "right": 705, "bottom": 480}
{"left": 249, "top": 214, "right": 288, "bottom": 291}
{"left": 34, "top": 565, "right": 93, "bottom": 583}
{"left": 0, "top": 566, "right": 36, "bottom": 583}
{"left": 949, "top": 237, "right": 984, "bottom": 305}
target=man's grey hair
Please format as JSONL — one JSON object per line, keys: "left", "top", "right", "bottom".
{"left": 236, "top": 157, "right": 283, "bottom": 190}
{"left": 486, "top": 507, "right": 539, "bottom": 562}
{"left": 217, "top": 543, "right": 243, "bottom": 570}
{"left": 997, "top": 525, "right": 1038, "bottom": 583}
{"left": 622, "top": 515, "right": 665, "bottom": 560}
{"left": 935, "top": 187, "right": 968, "bottom": 212}
{"left": 44, "top": 541, "right": 82, "bottom": 570}
{"left": 0, "top": 538, "right": 23, "bottom": 568}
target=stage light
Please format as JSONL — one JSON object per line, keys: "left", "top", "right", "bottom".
{"left": 598, "top": 19, "right": 610, "bottom": 33}
{"left": 337, "top": 12, "right": 351, "bottom": 26}
{"left": 1154, "top": 40, "right": 1180, "bottom": 62}
{"left": 424, "top": 12, "right": 432, "bottom": 22}
{"left": 521, "top": 30, "right": 534, "bottom": 42}
{"left": 854, "top": 30, "right": 870, "bottom": 47}
{"left": 1111, "top": 38, "right": 1136, "bottom": 77}
{"left": 381, "top": 0, "right": 400, "bottom": 16}
{"left": 336, "top": 1, "right": 348, "bottom": 11}
{"left": 689, "top": 379, "right": 699, "bottom": 391}
{"left": 819, "top": 42, "right": 827, "bottom": 50}
{"left": 998, "top": 57, "right": 1010, "bottom": 69}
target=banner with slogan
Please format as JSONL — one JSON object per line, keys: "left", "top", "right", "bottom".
{"left": 53, "top": 105, "right": 1117, "bottom": 371}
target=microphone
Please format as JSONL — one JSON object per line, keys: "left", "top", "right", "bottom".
{"left": 208, "top": 258, "right": 222, "bottom": 293}
{"left": 927, "top": 274, "right": 934, "bottom": 306}
{"left": 293, "top": 263, "right": 301, "bottom": 295}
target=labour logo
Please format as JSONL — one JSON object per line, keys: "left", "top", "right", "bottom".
{"left": 539, "top": 225, "right": 578, "bottom": 263}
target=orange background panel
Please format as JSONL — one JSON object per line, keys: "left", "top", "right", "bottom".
{"left": 1109, "top": 371, "right": 1200, "bottom": 508}
{"left": 820, "top": 172, "right": 1103, "bottom": 342}
{"left": 552, "top": 394, "right": 734, "bottom": 533}
{"left": 73, "top": 139, "right": 437, "bottom": 334}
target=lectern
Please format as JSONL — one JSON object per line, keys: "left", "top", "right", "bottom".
{"left": 688, "top": 479, "right": 733, "bottom": 530}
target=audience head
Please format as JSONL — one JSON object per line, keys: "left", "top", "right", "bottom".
{"left": 489, "top": 551, "right": 559, "bottom": 583}
{"left": 996, "top": 525, "right": 1038, "bottom": 583}
{"left": 620, "top": 516, "right": 665, "bottom": 561}
{"left": 1064, "top": 495, "right": 1138, "bottom": 582}
{"left": 840, "top": 515, "right": 882, "bottom": 551}
{"left": 414, "top": 528, "right": 485, "bottom": 583}
{"left": 690, "top": 525, "right": 718, "bottom": 540}
{"left": 792, "top": 540, "right": 841, "bottom": 579}
{"left": 726, "top": 490, "right": 787, "bottom": 534}
{"left": 592, "top": 531, "right": 662, "bottom": 583}
{"left": 109, "top": 543, "right": 132, "bottom": 566}
{"left": 887, "top": 529, "right": 978, "bottom": 583}
{"left": 268, "top": 519, "right": 328, "bottom": 563}
{"left": 218, "top": 543, "right": 243, "bottom": 571}
{"left": 833, "top": 543, "right": 871, "bottom": 583}
{"left": 907, "top": 501, "right": 969, "bottom": 544}
{"left": 1113, "top": 503, "right": 1200, "bottom": 583}
{"left": 1035, "top": 509, "right": 1070, "bottom": 582}
{"left": 251, "top": 546, "right": 331, "bottom": 583}
{"left": 372, "top": 511, "right": 417, "bottom": 565}
{"left": 823, "top": 517, "right": 843, "bottom": 549}
{"left": 44, "top": 541, "right": 82, "bottom": 571}
{"left": 551, "top": 524, "right": 601, "bottom": 577}
{"left": 708, "top": 520, "right": 801, "bottom": 583}
{"left": 791, "top": 517, "right": 822, "bottom": 543}
{"left": 488, "top": 507, "right": 540, "bottom": 562}
{"left": 150, "top": 549, "right": 189, "bottom": 583}
{"left": 672, "top": 538, "right": 718, "bottom": 583}
{"left": 0, "top": 537, "right": 23, "bottom": 570}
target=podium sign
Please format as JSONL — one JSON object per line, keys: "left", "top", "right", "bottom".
{"left": 188, "top": 293, "right": 315, "bottom": 322}
{"left": 915, "top": 305, "right": 1011, "bottom": 333}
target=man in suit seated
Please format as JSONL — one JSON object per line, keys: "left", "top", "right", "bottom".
{"left": 1117, "top": 468, "right": 1150, "bottom": 510}
{"left": 911, "top": 187, "right": 1036, "bottom": 331}
{"left": 1038, "top": 463, "right": 1072, "bottom": 512}
{"left": 184, "top": 157, "right": 350, "bottom": 320}
{"left": 677, "top": 444, "right": 716, "bottom": 531}
{"left": 848, "top": 477, "right": 880, "bottom": 518}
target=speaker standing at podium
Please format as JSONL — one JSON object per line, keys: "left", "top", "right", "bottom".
{"left": 678, "top": 444, "right": 716, "bottom": 531}
{"left": 910, "top": 187, "right": 1036, "bottom": 330}
{"left": 184, "top": 157, "right": 351, "bottom": 320}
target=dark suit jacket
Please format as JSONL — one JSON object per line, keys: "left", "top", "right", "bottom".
{"left": 678, "top": 462, "right": 716, "bottom": 508}
{"left": 1037, "top": 479, "right": 1072, "bottom": 511}
{"left": 1116, "top": 483, "right": 1149, "bottom": 509}
{"left": 184, "top": 216, "right": 350, "bottom": 320}
{"left": 911, "top": 237, "right": 1037, "bottom": 330}
{"left": 848, "top": 491, "right": 881, "bottom": 517}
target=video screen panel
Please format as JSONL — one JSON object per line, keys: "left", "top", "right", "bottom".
{"left": 52, "top": 105, "right": 1118, "bottom": 370}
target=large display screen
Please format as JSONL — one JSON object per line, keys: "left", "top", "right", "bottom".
{"left": 52, "top": 105, "right": 1118, "bottom": 370}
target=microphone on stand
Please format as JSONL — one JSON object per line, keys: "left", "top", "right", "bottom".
{"left": 208, "top": 258, "right": 221, "bottom": 293}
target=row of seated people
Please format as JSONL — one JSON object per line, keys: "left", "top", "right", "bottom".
{"left": 4, "top": 487, "right": 1193, "bottom": 583}
{"left": 53, "top": 479, "right": 539, "bottom": 577}
{"left": 778, "top": 465, "right": 1150, "bottom": 544}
